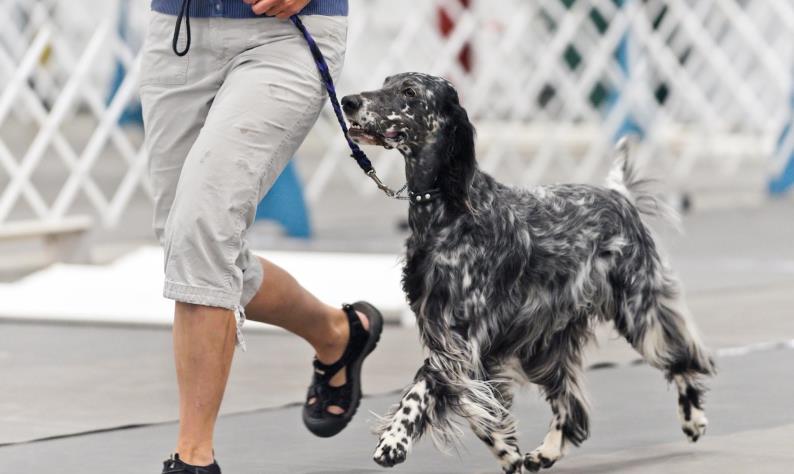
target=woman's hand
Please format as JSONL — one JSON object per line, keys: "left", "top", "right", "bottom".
{"left": 244, "top": 0, "right": 312, "bottom": 19}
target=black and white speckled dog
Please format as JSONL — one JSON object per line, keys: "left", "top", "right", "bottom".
{"left": 341, "top": 73, "right": 715, "bottom": 474}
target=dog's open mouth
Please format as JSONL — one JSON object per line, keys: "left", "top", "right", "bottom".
{"left": 348, "top": 121, "right": 404, "bottom": 147}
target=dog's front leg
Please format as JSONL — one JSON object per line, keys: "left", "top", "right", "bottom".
{"left": 373, "top": 369, "right": 432, "bottom": 467}
{"left": 463, "top": 381, "right": 524, "bottom": 474}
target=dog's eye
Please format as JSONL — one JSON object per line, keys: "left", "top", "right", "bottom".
{"left": 403, "top": 87, "right": 417, "bottom": 98}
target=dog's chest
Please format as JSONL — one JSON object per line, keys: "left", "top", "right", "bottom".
{"left": 402, "top": 233, "right": 476, "bottom": 308}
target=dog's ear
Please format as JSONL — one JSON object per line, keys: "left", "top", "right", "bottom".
{"left": 439, "top": 91, "right": 476, "bottom": 211}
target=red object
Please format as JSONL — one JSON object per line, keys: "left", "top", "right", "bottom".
{"left": 438, "top": 0, "right": 472, "bottom": 73}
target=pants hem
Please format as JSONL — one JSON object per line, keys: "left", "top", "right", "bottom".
{"left": 163, "top": 280, "right": 240, "bottom": 310}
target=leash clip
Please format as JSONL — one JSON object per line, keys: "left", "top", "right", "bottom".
{"left": 367, "top": 170, "right": 409, "bottom": 200}
{"left": 367, "top": 170, "right": 396, "bottom": 197}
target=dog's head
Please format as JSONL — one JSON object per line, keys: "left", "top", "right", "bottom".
{"left": 342, "top": 73, "right": 476, "bottom": 209}
{"left": 341, "top": 73, "right": 467, "bottom": 152}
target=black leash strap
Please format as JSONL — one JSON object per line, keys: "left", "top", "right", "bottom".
{"left": 172, "top": 0, "right": 192, "bottom": 57}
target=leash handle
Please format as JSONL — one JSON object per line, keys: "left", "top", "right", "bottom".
{"left": 172, "top": 0, "right": 192, "bottom": 56}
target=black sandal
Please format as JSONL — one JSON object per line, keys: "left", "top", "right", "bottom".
{"left": 302, "top": 301, "right": 383, "bottom": 437}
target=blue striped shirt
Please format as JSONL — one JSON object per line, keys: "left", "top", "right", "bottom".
{"left": 151, "top": 0, "right": 348, "bottom": 18}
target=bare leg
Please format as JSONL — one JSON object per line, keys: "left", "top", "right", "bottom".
{"left": 173, "top": 304, "right": 237, "bottom": 466}
{"left": 173, "top": 257, "right": 371, "bottom": 464}
{"left": 244, "top": 257, "right": 369, "bottom": 411}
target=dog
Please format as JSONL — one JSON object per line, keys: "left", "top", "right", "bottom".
{"left": 341, "top": 73, "right": 715, "bottom": 473}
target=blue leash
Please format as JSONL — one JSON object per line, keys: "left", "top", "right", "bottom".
{"left": 289, "top": 15, "right": 404, "bottom": 198}
{"left": 290, "top": 16, "right": 370, "bottom": 173}
{"left": 170, "top": 4, "right": 403, "bottom": 197}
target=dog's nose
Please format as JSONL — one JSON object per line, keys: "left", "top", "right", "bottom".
{"left": 341, "top": 95, "right": 362, "bottom": 113}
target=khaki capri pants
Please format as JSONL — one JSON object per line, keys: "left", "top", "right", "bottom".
{"left": 140, "top": 12, "right": 347, "bottom": 311}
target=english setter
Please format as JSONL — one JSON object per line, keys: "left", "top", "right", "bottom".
{"left": 341, "top": 73, "right": 715, "bottom": 473}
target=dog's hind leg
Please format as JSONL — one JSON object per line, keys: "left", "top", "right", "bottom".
{"left": 522, "top": 334, "right": 590, "bottom": 472}
{"left": 373, "top": 364, "right": 435, "bottom": 468}
{"left": 671, "top": 372, "right": 709, "bottom": 442}
{"left": 614, "top": 271, "right": 715, "bottom": 442}
{"left": 464, "top": 379, "right": 524, "bottom": 474}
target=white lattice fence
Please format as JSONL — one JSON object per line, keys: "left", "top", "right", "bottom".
{"left": 306, "top": 0, "right": 794, "bottom": 201}
{"left": 0, "top": 0, "right": 147, "bottom": 229}
{"left": 0, "top": 0, "right": 792, "bottom": 231}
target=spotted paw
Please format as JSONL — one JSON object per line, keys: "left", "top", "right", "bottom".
{"left": 523, "top": 451, "right": 557, "bottom": 472}
{"left": 501, "top": 458, "right": 524, "bottom": 474}
{"left": 373, "top": 435, "right": 409, "bottom": 467}
{"left": 681, "top": 407, "right": 708, "bottom": 442}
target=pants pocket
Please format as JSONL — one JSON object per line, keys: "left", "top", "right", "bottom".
{"left": 139, "top": 12, "right": 189, "bottom": 86}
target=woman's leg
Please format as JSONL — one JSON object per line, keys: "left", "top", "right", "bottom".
{"left": 225, "top": 16, "right": 355, "bottom": 411}
{"left": 171, "top": 256, "right": 371, "bottom": 466}
{"left": 244, "top": 257, "right": 368, "bottom": 405}
{"left": 142, "top": 14, "right": 350, "bottom": 465}
{"left": 140, "top": 13, "right": 229, "bottom": 467}
{"left": 172, "top": 304, "right": 236, "bottom": 466}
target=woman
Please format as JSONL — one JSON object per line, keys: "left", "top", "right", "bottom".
{"left": 138, "top": 1, "right": 383, "bottom": 472}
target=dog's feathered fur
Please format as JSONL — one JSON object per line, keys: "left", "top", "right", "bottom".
{"left": 342, "top": 73, "right": 715, "bottom": 473}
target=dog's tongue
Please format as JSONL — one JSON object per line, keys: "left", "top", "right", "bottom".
{"left": 383, "top": 130, "right": 401, "bottom": 139}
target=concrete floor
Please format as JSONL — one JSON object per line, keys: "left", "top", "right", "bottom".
{"left": 1, "top": 200, "right": 793, "bottom": 472}
{"left": 2, "top": 277, "right": 793, "bottom": 447}
{"left": 2, "top": 348, "right": 793, "bottom": 473}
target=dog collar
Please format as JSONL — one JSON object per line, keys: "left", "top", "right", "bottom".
{"left": 409, "top": 189, "right": 442, "bottom": 204}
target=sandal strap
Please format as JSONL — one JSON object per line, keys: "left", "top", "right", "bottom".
{"left": 312, "top": 356, "right": 344, "bottom": 384}
{"left": 310, "top": 304, "right": 368, "bottom": 382}
{"left": 305, "top": 303, "right": 371, "bottom": 413}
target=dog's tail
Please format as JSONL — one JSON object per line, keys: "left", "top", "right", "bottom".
{"left": 606, "top": 137, "right": 681, "bottom": 231}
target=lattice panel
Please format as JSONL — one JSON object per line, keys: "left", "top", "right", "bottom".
{"left": 305, "top": 0, "right": 793, "bottom": 200}
{"left": 0, "top": 0, "right": 791, "bottom": 229}
{"left": 0, "top": 0, "right": 147, "bottom": 227}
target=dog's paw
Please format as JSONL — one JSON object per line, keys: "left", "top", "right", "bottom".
{"left": 524, "top": 429, "right": 563, "bottom": 472}
{"left": 501, "top": 458, "right": 524, "bottom": 474}
{"left": 680, "top": 407, "right": 708, "bottom": 442}
{"left": 523, "top": 450, "right": 558, "bottom": 472}
{"left": 373, "top": 434, "right": 409, "bottom": 467}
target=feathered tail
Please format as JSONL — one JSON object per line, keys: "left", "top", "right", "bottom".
{"left": 606, "top": 137, "right": 682, "bottom": 231}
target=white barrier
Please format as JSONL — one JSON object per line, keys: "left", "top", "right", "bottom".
{"left": 310, "top": 0, "right": 793, "bottom": 200}
{"left": 0, "top": 0, "right": 792, "bottom": 232}
{"left": 0, "top": 0, "right": 146, "bottom": 232}
{"left": 0, "top": 246, "right": 406, "bottom": 325}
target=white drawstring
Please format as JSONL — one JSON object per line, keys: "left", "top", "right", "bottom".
{"left": 234, "top": 305, "right": 247, "bottom": 352}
